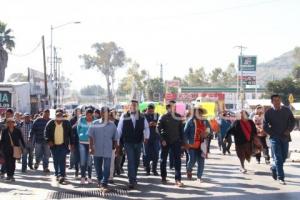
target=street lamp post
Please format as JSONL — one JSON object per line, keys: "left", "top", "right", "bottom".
{"left": 50, "top": 21, "right": 80, "bottom": 108}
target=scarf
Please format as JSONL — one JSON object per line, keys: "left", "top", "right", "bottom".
{"left": 240, "top": 120, "right": 252, "bottom": 142}
{"left": 190, "top": 119, "right": 206, "bottom": 149}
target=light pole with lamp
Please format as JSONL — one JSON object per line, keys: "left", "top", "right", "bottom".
{"left": 50, "top": 21, "right": 80, "bottom": 108}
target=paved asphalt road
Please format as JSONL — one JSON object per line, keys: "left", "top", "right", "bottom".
{"left": 0, "top": 132, "right": 299, "bottom": 200}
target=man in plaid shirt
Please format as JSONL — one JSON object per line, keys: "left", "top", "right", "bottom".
{"left": 21, "top": 113, "right": 33, "bottom": 172}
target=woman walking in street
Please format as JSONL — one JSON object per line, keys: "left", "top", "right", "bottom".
{"left": 253, "top": 105, "right": 270, "bottom": 164}
{"left": 184, "top": 106, "right": 211, "bottom": 182}
{"left": 0, "top": 118, "right": 25, "bottom": 181}
{"left": 77, "top": 108, "right": 95, "bottom": 184}
{"left": 225, "top": 110, "right": 257, "bottom": 173}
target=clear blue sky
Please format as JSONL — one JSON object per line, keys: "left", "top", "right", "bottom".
{"left": 1, "top": 0, "right": 300, "bottom": 89}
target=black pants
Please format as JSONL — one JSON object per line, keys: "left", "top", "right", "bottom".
{"left": 4, "top": 148, "right": 16, "bottom": 177}
{"left": 222, "top": 136, "right": 232, "bottom": 154}
{"left": 255, "top": 136, "right": 270, "bottom": 162}
{"left": 160, "top": 141, "right": 182, "bottom": 181}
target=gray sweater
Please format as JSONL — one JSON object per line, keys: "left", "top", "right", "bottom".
{"left": 263, "top": 106, "right": 295, "bottom": 142}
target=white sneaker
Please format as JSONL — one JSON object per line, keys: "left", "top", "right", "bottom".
{"left": 80, "top": 177, "right": 85, "bottom": 184}
{"left": 279, "top": 180, "right": 286, "bottom": 185}
{"left": 87, "top": 178, "right": 93, "bottom": 184}
{"left": 197, "top": 178, "right": 204, "bottom": 183}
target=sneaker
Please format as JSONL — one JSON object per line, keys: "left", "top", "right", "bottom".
{"left": 187, "top": 171, "right": 192, "bottom": 180}
{"left": 128, "top": 183, "right": 134, "bottom": 189}
{"left": 87, "top": 178, "right": 93, "bottom": 184}
{"left": 80, "top": 177, "right": 85, "bottom": 184}
{"left": 265, "top": 160, "right": 271, "bottom": 165}
{"left": 34, "top": 163, "right": 39, "bottom": 170}
{"left": 270, "top": 167, "right": 277, "bottom": 180}
{"left": 43, "top": 168, "right": 50, "bottom": 173}
{"left": 161, "top": 177, "right": 167, "bottom": 184}
{"left": 175, "top": 180, "right": 184, "bottom": 187}
{"left": 197, "top": 178, "right": 204, "bottom": 183}
{"left": 279, "top": 179, "right": 286, "bottom": 185}
{"left": 153, "top": 171, "right": 159, "bottom": 176}
{"left": 59, "top": 177, "right": 65, "bottom": 184}
{"left": 239, "top": 168, "right": 247, "bottom": 174}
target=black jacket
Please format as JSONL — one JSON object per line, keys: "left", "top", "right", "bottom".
{"left": 226, "top": 120, "right": 257, "bottom": 145}
{"left": 0, "top": 127, "right": 25, "bottom": 154}
{"left": 157, "top": 112, "right": 183, "bottom": 145}
{"left": 45, "top": 120, "right": 74, "bottom": 147}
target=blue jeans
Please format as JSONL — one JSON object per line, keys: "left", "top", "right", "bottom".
{"left": 79, "top": 143, "right": 93, "bottom": 178}
{"left": 94, "top": 156, "right": 111, "bottom": 186}
{"left": 35, "top": 142, "right": 50, "bottom": 169}
{"left": 187, "top": 149, "right": 205, "bottom": 179}
{"left": 22, "top": 143, "right": 34, "bottom": 171}
{"left": 51, "top": 145, "right": 69, "bottom": 177}
{"left": 70, "top": 144, "right": 80, "bottom": 172}
{"left": 124, "top": 143, "right": 142, "bottom": 184}
{"left": 160, "top": 140, "right": 182, "bottom": 181}
{"left": 144, "top": 140, "right": 160, "bottom": 173}
{"left": 270, "top": 138, "right": 289, "bottom": 181}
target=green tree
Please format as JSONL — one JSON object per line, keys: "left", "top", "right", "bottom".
{"left": 146, "top": 78, "right": 165, "bottom": 101}
{"left": 184, "top": 67, "right": 208, "bottom": 86}
{"left": 222, "top": 63, "right": 237, "bottom": 87}
{"left": 0, "top": 21, "right": 15, "bottom": 82}
{"left": 267, "top": 77, "right": 300, "bottom": 105}
{"left": 172, "top": 76, "right": 188, "bottom": 87}
{"left": 209, "top": 68, "right": 223, "bottom": 86}
{"left": 7, "top": 73, "right": 27, "bottom": 82}
{"left": 80, "top": 42, "right": 126, "bottom": 103}
{"left": 118, "top": 62, "right": 148, "bottom": 99}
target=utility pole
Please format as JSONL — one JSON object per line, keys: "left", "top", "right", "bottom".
{"left": 42, "top": 36, "right": 48, "bottom": 99}
{"left": 234, "top": 45, "right": 247, "bottom": 110}
{"left": 160, "top": 64, "right": 163, "bottom": 82}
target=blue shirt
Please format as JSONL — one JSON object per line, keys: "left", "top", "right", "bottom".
{"left": 88, "top": 120, "right": 118, "bottom": 158}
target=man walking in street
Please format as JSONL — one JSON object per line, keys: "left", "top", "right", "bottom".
{"left": 158, "top": 100, "right": 184, "bottom": 187}
{"left": 264, "top": 94, "right": 295, "bottom": 185}
{"left": 89, "top": 107, "right": 118, "bottom": 191}
{"left": 0, "top": 108, "right": 14, "bottom": 178}
{"left": 144, "top": 104, "right": 160, "bottom": 176}
{"left": 117, "top": 99, "right": 150, "bottom": 189}
{"left": 45, "top": 109, "right": 74, "bottom": 184}
{"left": 20, "top": 113, "right": 34, "bottom": 172}
{"left": 30, "top": 109, "right": 51, "bottom": 173}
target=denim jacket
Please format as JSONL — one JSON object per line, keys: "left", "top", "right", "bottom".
{"left": 183, "top": 117, "right": 212, "bottom": 145}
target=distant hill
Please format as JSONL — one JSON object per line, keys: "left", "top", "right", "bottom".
{"left": 256, "top": 49, "right": 296, "bottom": 86}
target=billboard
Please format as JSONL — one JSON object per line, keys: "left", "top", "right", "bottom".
{"left": 238, "top": 75, "right": 256, "bottom": 85}
{"left": 0, "top": 91, "right": 12, "bottom": 108}
{"left": 28, "top": 68, "right": 45, "bottom": 95}
{"left": 238, "top": 56, "right": 257, "bottom": 71}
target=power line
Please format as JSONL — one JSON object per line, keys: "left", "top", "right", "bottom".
{"left": 9, "top": 40, "right": 42, "bottom": 57}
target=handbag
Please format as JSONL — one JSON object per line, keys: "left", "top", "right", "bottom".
{"left": 8, "top": 131, "right": 22, "bottom": 159}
